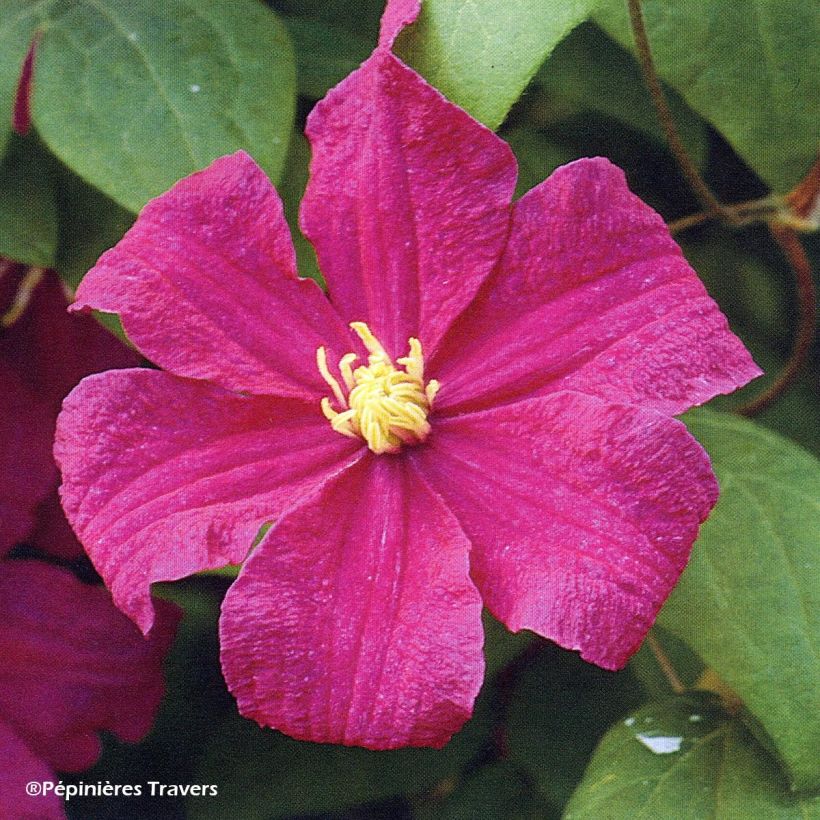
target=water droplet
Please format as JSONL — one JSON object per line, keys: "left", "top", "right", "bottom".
{"left": 635, "top": 734, "right": 683, "bottom": 754}
{"left": 624, "top": 717, "right": 636, "bottom": 727}
{"left": 189, "top": 84, "right": 201, "bottom": 93}
{"left": 128, "top": 31, "right": 138, "bottom": 42}
{"left": 689, "top": 714, "right": 703, "bottom": 723}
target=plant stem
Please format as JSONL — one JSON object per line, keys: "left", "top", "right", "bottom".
{"left": 1, "top": 265, "right": 45, "bottom": 327}
{"left": 667, "top": 211, "right": 712, "bottom": 234}
{"left": 667, "top": 196, "right": 782, "bottom": 235}
{"left": 737, "top": 226, "right": 817, "bottom": 416}
{"left": 645, "top": 631, "right": 685, "bottom": 694}
{"left": 627, "top": 0, "right": 734, "bottom": 223}
{"left": 785, "top": 154, "right": 820, "bottom": 220}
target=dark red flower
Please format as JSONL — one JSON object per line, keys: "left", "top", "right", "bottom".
{"left": 0, "top": 260, "right": 139, "bottom": 558}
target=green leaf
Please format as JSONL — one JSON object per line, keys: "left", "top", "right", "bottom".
{"left": 565, "top": 696, "right": 820, "bottom": 819}
{"left": 754, "top": 368, "right": 820, "bottom": 457}
{"left": 629, "top": 626, "right": 704, "bottom": 701}
{"left": 32, "top": 0, "right": 296, "bottom": 212}
{"left": 679, "top": 228, "right": 791, "bottom": 352}
{"left": 507, "top": 644, "right": 646, "bottom": 812}
{"left": 0, "top": 135, "right": 58, "bottom": 267}
{"left": 272, "top": 0, "right": 384, "bottom": 37}
{"left": 277, "top": 132, "right": 323, "bottom": 286}
{"left": 415, "top": 761, "right": 550, "bottom": 820}
{"left": 675, "top": 228, "right": 820, "bottom": 455}
{"left": 533, "top": 22, "right": 707, "bottom": 166}
{"left": 282, "top": 15, "right": 372, "bottom": 99}
{"left": 595, "top": 0, "right": 820, "bottom": 190}
{"left": 52, "top": 164, "right": 133, "bottom": 290}
{"left": 396, "top": 0, "right": 601, "bottom": 130}
{"left": 503, "top": 127, "right": 578, "bottom": 197}
{"left": 664, "top": 410, "right": 820, "bottom": 790}
{"left": 190, "top": 685, "right": 498, "bottom": 819}
{"left": 482, "top": 609, "right": 534, "bottom": 679}
{"left": 151, "top": 582, "right": 236, "bottom": 747}
{"left": 0, "top": 0, "right": 53, "bottom": 156}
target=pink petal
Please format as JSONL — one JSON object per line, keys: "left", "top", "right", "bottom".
{"left": 0, "top": 720, "right": 64, "bottom": 819}
{"left": 0, "top": 560, "right": 179, "bottom": 773}
{"left": 414, "top": 391, "right": 718, "bottom": 669}
{"left": 55, "top": 368, "right": 363, "bottom": 633}
{"left": 0, "top": 268, "right": 139, "bottom": 557}
{"left": 432, "top": 158, "right": 761, "bottom": 415}
{"left": 72, "top": 151, "right": 352, "bottom": 399}
{"left": 301, "top": 51, "right": 516, "bottom": 359}
{"left": 0, "top": 269, "right": 140, "bottom": 409}
{"left": 0, "top": 363, "right": 55, "bottom": 555}
{"left": 220, "top": 456, "right": 484, "bottom": 749}
{"left": 12, "top": 35, "right": 37, "bottom": 136}
{"left": 379, "top": 0, "right": 420, "bottom": 49}
{"left": 31, "top": 492, "right": 84, "bottom": 560}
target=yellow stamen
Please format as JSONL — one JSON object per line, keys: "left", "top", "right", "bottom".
{"left": 316, "top": 322, "right": 439, "bottom": 454}
{"left": 316, "top": 346, "right": 347, "bottom": 409}
{"left": 396, "top": 337, "right": 424, "bottom": 382}
{"left": 339, "top": 353, "right": 358, "bottom": 391}
{"left": 350, "top": 322, "right": 390, "bottom": 360}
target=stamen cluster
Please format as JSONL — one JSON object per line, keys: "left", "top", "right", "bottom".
{"left": 317, "top": 322, "right": 439, "bottom": 454}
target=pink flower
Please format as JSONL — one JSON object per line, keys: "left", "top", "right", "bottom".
{"left": 0, "top": 265, "right": 176, "bottom": 817}
{"left": 55, "top": 5, "right": 760, "bottom": 750}
{"left": 0, "top": 260, "right": 140, "bottom": 558}
{"left": 0, "top": 559, "right": 179, "bottom": 819}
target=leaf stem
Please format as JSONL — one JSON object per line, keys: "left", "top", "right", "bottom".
{"left": 627, "top": 0, "right": 735, "bottom": 223}
{"left": 736, "top": 226, "right": 816, "bottom": 416}
{"left": 667, "top": 196, "right": 782, "bottom": 235}
{"left": 1, "top": 266, "right": 46, "bottom": 327}
{"left": 645, "top": 631, "right": 686, "bottom": 695}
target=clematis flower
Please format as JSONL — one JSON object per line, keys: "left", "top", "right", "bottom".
{"left": 0, "top": 559, "right": 179, "bottom": 819}
{"left": 55, "top": 3, "right": 760, "bottom": 749}
{"left": 0, "top": 259, "right": 139, "bottom": 557}
{"left": 0, "top": 266, "right": 177, "bottom": 818}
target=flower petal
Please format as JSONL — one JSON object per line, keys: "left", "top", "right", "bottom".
{"left": 0, "top": 363, "right": 55, "bottom": 555}
{"left": 1, "top": 268, "right": 140, "bottom": 558}
{"left": 415, "top": 391, "right": 718, "bottom": 670}
{"left": 0, "top": 268, "right": 140, "bottom": 408}
{"left": 0, "top": 560, "right": 179, "bottom": 773}
{"left": 0, "top": 720, "right": 63, "bottom": 819}
{"left": 432, "top": 158, "right": 761, "bottom": 415}
{"left": 55, "top": 368, "right": 363, "bottom": 633}
{"left": 301, "top": 51, "right": 516, "bottom": 358}
{"left": 379, "top": 0, "right": 420, "bottom": 49}
{"left": 31, "top": 492, "right": 84, "bottom": 560}
{"left": 12, "top": 35, "right": 37, "bottom": 136}
{"left": 220, "top": 456, "right": 484, "bottom": 749}
{"left": 71, "top": 151, "right": 351, "bottom": 399}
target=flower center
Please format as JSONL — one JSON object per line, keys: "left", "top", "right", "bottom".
{"left": 317, "top": 322, "right": 439, "bottom": 455}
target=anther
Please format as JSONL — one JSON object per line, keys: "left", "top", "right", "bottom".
{"left": 316, "top": 323, "right": 439, "bottom": 454}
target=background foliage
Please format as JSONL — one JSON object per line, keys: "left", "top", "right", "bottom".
{"left": 1, "top": 0, "right": 818, "bottom": 817}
